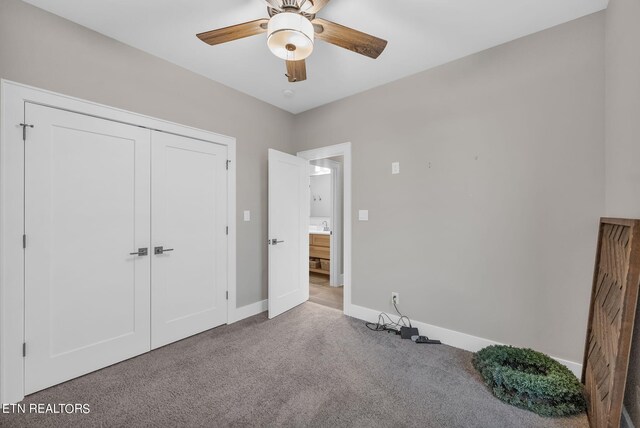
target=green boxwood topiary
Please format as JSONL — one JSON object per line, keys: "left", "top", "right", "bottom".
{"left": 472, "top": 345, "right": 586, "bottom": 417}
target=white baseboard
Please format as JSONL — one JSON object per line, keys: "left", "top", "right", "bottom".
{"left": 347, "top": 304, "right": 583, "bottom": 378}
{"left": 552, "top": 357, "right": 583, "bottom": 379}
{"left": 232, "top": 299, "right": 267, "bottom": 323}
{"left": 622, "top": 406, "right": 635, "bottom": 428}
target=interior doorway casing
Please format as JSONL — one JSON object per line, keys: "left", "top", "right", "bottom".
{"left": 298, "top": 143, "right": 352, "bottom": 316}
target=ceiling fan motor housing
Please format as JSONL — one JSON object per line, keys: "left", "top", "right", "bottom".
{"left": 281, "top": 0, "right": 299, "bottom": 8}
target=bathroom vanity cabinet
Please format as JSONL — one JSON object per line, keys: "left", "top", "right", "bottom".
{"left": 309, "top": 233, "right": 330, "bottom": 275}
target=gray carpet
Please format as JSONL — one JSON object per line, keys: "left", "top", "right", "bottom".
{"left": 1, "top": 303, "right": 588, "bottom": 428}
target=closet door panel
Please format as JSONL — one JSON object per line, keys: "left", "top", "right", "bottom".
{"left": 151, "top": 131, "right": 228, "bottom": 349}
{"left": 24, "top": 103, "right": 151, "bottom": 394}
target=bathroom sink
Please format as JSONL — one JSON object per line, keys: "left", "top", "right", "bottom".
{"left": 309, "top": 226, "right": 331, "bottom": 235}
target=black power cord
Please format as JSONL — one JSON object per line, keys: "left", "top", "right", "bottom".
{"left": 365, "top": 298, "right": 412, "bottom": 333}
{"left": 365, "top": 299, "right": 442, "bottom": 344}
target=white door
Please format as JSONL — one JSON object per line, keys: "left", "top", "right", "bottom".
{"left": 24, "top": 103, "right": 151, "bottom": 394}
{"left": 151, "top": 131, "right": 228, "bottom": 349}
{"left": 268, "top": 149, "right": 309, "bottom": 318}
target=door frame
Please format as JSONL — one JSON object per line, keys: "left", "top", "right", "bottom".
{"left": 0, "top": 80, "right": 237, "bottom": 404}
{"left": 297, "top": 143, "right": 352, "bottom": 316}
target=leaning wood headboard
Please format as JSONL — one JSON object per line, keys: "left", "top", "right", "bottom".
{"left": 582, "top": 218, "right": 640, "bottom": 428}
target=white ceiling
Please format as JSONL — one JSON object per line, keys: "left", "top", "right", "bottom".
{"left": 22, "top": 0, "right": 608, "bottom": 114}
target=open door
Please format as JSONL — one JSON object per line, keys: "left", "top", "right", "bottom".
{"left": 268, "top": 149, "right": 310, "bottom": 318}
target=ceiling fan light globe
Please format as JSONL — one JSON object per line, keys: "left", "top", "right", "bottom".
{"left": 267, "top": 12, "right": 314, "bottom": 61}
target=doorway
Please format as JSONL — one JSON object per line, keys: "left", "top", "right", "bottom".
{"left": 298, "top": 143, "right": 352, "bottom": 315}
{"left": 308, "top": 157, "right": 344, "bottom": 310}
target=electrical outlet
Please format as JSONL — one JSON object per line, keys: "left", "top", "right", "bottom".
{"left": 392, "top": 162, "right": 400, "bottom": 174}
{"left": 391, "top": 292, "right": 399, "bottom": 305}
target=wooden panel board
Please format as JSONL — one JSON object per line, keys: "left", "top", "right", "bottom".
{"left": 582, "top": 218, "right": 640, "bottom": 428}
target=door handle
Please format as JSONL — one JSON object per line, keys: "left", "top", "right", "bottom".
{"left": 154, "top": 246, "right": 174, "bottom": 255}
{"left": 270, "top": 239, "right": 285, "bottom": 245}
{"left": 129, "top": 248, "right": 148, "bottom": 256}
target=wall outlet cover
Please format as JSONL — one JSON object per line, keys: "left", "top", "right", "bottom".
{"left": 392, "top": 162, "right": 400, "bottom": 174}
{"left": 391, "top": 292, "right": 399, "bottom": 304}
{"left": 243, "top": 210, "right": 251, "bottom": 221}
{"left": 358, "top": 210, "right": 369, "bottom": 221}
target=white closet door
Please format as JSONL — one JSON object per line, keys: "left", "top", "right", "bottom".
{"left": 151, "top": 131, "right": 228, "bottom": 349}
{"left": 24, "top": 103, "right": 151, "bottom": 394}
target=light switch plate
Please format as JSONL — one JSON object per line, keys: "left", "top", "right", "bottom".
{"left": 392, "top": 162, "right": 400, "bottom": 174}
{"left": 243, "top": 210, "right": 251, "bottom": 221}
{"left": 359, "top": 210, "right": 369, "bottom": 221}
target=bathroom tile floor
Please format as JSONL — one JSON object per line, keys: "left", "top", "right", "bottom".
{"left": 309, "top": 273, "right": 343, "bottom": 310}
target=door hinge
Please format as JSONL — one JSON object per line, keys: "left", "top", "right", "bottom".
{"left": 226, "top": 291, "right": 229, "bottom": 300}
{"left": 226, "top": 226, "right": 228, "bottom": 235}
{"left": 22, "top": 342, "right": 26, "bottom": 357}
{"left": 19, "top": 123, "right": 34, "bottom": 141}
{"left": 226, "top": 160, "right": 230, "bottom": 170}
{"left": 22, "top": 234, "right": 26, "bottom": 249}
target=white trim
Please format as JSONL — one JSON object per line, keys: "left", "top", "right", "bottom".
{"left": 0, "top": 81, "right": 26, "bottom": 405}
{"left": 329, "top": 160, "right": 343, "bottom": 286}
{"left": 553, "top": 357, "right": 582, "bottom": 379}
{"left": 297, "top": 143, "right": 352, "bottom": 315}
{"left": 0, "top": 80, "right": 237, "bottom": 404}
{"left": 2, "top": 81, "right": 235, "bottom": 145}
{"left": 348, "top": 304, "right": 583, "bottom": 378}
{"left": 233, "top": 300, "right": 268, "bottom": 322}
{"left": 226, "top": 140, "right": 238, "bottom": 326}
{"left": 622, "top": 406, "right": 635, "bottom": 428}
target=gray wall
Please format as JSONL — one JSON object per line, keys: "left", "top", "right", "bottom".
{"left": 0, "top": 0, "right": 619, "bottom": 368}
{"left": 604, "top": 0, "right": 640, "bottom": 424}
{"left": 292, "top": 13, "right": 606, "bottom": 363}
{"left": 0, "top": 0, "right": 295, "bottom": 307}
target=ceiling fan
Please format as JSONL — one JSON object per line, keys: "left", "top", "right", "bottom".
{"left": 196, "top": 0, "right": 388, "bottom": 83}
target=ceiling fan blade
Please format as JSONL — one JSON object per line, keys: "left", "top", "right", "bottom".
{"left": 312, "top": 18, "right": 387, "bottom": 59}
{"left": 305, "top": 0, "right": 330, "bottom": 14}
{"left": 197, "top": 19, "right": 269, "bottom": 46}
{"left": 286, "top": 59, "right": 307, "bottom": 82}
